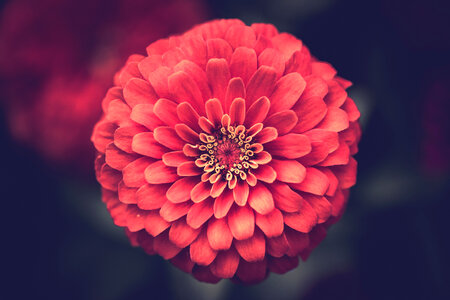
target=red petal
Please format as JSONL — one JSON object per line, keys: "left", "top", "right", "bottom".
{"left": 205, "top": 98, "right": 224, "bottom": 127}
{"left": 328, "top": 189, "right": 346, "bottom": 217}
{"left": 264, "top": 110, "right": 298, "bottom": 136}
{"left": 118, "top": 61, "right": 142, "bottom": 87}
{"left": 270, "top": 159, "right": 306, "bottom": 183}
{"left": 318, "top": 142, "right": 350, "bottom": 166}
{"left": 236, "top": 259, "right": 267, "bottom": 284}
{"left": 132, "top": 132, "right": 168, "bottom": 159}
{"left": 302, "top": 194, "right": 332, "bottom": 223}
{"left": 105, "top": 143, "right": 138, "bottom": 170}
{"left": 162, "top": 151, "right": 190, "bottom": 167}
{"left": 311, "top": 61, "right": 337, "bottom": 80}
{"left": 144, "top": 161, "right": 178, "bottom": 184}
{"left": 291, "top": 167, "right": 329, "bottom": 195}
{"left": 153, "top": 98, "right": 179, "bottom": 128}
{"left": 167, "top": 177, "right": 198, "bottom": 203}
{"left": 153, "top": 126, "right": 184, "bottom": 150}
{"left": 174, "top": 124, "right": 199, "bottom": 144}
{"left": 284, "top": 227, "right": 310, "bottom": 256}
{"left": 248, "top": 183, "right": 274, "bottom": 215}
{"left": 252, "top": 164, "right": 276, "bottom": 183}
{"left": 252, "top": 151, "right": 272, "bottom": 165}
{"left": 153, "top": 231, "right": 182, "bottom": 259}
{"left": 162, "top": 47, "right": 185, "bottom": 68}
{"left": 177, "top": 161, "right": 202, "bottom": 176}
{"left": 304, "top": 129, "right": 339, "bottom": 152}
{"left": 187, "top": 198, "right": 214, "bottom": 229}
{"left": 136, "top": 183, "right": 168, "bottom": 210}
{"left": 244, "top": 96, "right": 270, "bottom": 127}
{"left": 206, "top": 59, "right": 230, "bottom": 105}
{"left": 254, "top": 33, "right": 273, "bottom": 56}
{"left": 210, "top": 248, "right": 240, "bottom": 278}
{"left": 229, "top": 97, "right": 246, "bottom": 125}
{"left": 332, "top": 157, "right": 357, "bottom": 188}
{"left": 269, "top": 73, "right": 306, "bottom": 114}
{"left": 268, "top": 256, "right": 299, "bottom": 274}
{"left": 98, "top": 164, "right": 121, "bottom": 191}
{"left": 198, "top": 116, "right": 215, "bottom": 134}
{"left": 138, "top": 55, "right": 162, "bottom": 80}
{"left": 92, "top": 121, "right": 116, "bottom": 153}
{"left": 190, "top": 230, "right": 217, "bottom": 265}
{"left": 267, "top": 233, "right": 290, "bottom": 257}
{"left": 122, "top": 157, "right": 154, "bottom": 188}
{"left": 283, "top": 199, "right": 318, "bottom": 233}
{"left": 229, "top": 47, "right": 257, "bottom": 85}
{"left": 170, "top": 248, "right": 194, "bottom": 274}
{"left": 123, "top": 78, "right": 157, "bottom": 107}
{"left": 169, "top": 218, "right": 201, "bottom": 248}
{"left": 224, "top": 24, "right": 256, "bottom": 49}
{"left": 183, "top": 144, "right": 201, "bottom": 157}
{"left": 107, "top": 99, "right": 131, "bottom": 126}
{"left": 251, "top": 23, "right": 279, "bottom": 38}
{"left": 207, "top": 38, "right": 233, "bottom": 62}
{"left": 211, "top": 179, "right": 227, "bottom": 198}
{"left": 192, "top": 266, "right": 220, "bottom": 284}
{"left": 168, "top": 71, "right": 204, "bottom": 114}
{"left": 180, "top": 35, "right": 207, "bottom": 67}
{"left": 177, "top": 102, "right": 201, "bottom": 132}
{"left": 246, "top": 66, "right": 277, "bottom": 108}
{"left": 224, "top": 77, "right": 246, "bottom": 114}
{"left": 320, "top": 168, "right": 339, "bottom": 196}
{"left": 113, "top": 124, "right": 146, "bottom": 154}
{"left": 101, "top": 87, "right": 123, "bottom": 113}
{"left": 255, "top": 127, "right": 278, "bottom": 144}
{"left": 146, "top": 39, "right": 170, "bottom": 55}
{"left": 233, "top": 180, "right": 249, "bottom": 206}
{"left": 118, "top": 181, "right": 137, "bottom": 204}
{"left": 207, "top": 218, "right": 233, "bottom": 250}
{"left": 228, "top": 205, "right": 255, "bottom": 240}
{"left": 235, "top": 228, "right": 266, "bottom": 262}
{"left": 147, "top": 66, "right": 171, "bottom": 99}
{"left": 270, "top": 182, "right": 303, "bottom": 212}
{"left": 214, "top": 189, "right": 234, "bottom": 218}
{"left": 271, "top": 33, "right": 303, "bottom": 60}
{"left": 174, "top": 60, "right": 211, "bottom": 102}
{"left": 130, "top": 104, "right": 163, "bottom": 130}
{"left": 285, "top": 50, "right": 312, "bottom": 76}
{"left": 292, "top": 96, "right": 327, "bottom": 133}
{"left": 324, "top": 80, "right": 347, "bottom": 107}
{"left": 159, "top": 201, "right": 192, "bottom": 222}
{"left": 342, "top": 97, "right": 360, "bottom": 122}
{"left": 144, "top": 210, "right": 170, "bottom": 237}
{"left": 255, "top": 208, "right": 284, "bottom": 238}
{"left": 258, "top": 48, "right": 285, "bottom": 79}
{"left": 191, "top": 181, "right": 212, "bottom": 203}
{"left": 265, "top": 133, "right": 311, "bottom": 159}
{"left": 316, "top": 107, "right": 349, "bottom": 132}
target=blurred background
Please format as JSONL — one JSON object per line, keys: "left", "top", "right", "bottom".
{"left": 1, "top": 0, "right": 449, "bottom": 299}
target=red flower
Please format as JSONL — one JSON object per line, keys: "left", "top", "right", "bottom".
{"left": 91, "top": 19, "right": 361, "bottom": 283}
{"left": 0, "top": 0, "right": 208, "bottom": 171}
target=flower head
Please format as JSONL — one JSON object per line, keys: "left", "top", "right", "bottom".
{"left": 92, "top": 19, "right": 361, "bottom": 283}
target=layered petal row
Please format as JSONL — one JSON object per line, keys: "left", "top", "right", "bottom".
{"left": 91, "top": 19, "right": 361, "bottom": 284}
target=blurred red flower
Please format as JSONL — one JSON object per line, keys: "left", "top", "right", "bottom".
{"left": 91, "top": 19, "right": 361, "bottom": 283}
{"left": 0, "top": 0, "right": 208, "bottom": 172}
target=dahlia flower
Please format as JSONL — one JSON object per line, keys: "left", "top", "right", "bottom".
{"left": 92, "top": 19, "right": 361, "bottom": 283}
{"left": 0, "top": 0, "right": 208, "bottom": 171}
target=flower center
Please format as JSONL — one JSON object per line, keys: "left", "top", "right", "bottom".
{"left": 195, "top": 125, "right": 258, "bottom": 185}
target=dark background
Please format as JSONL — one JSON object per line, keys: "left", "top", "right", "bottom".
{"left": 1, "top": 0, "right": 449, "bottom": 299}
